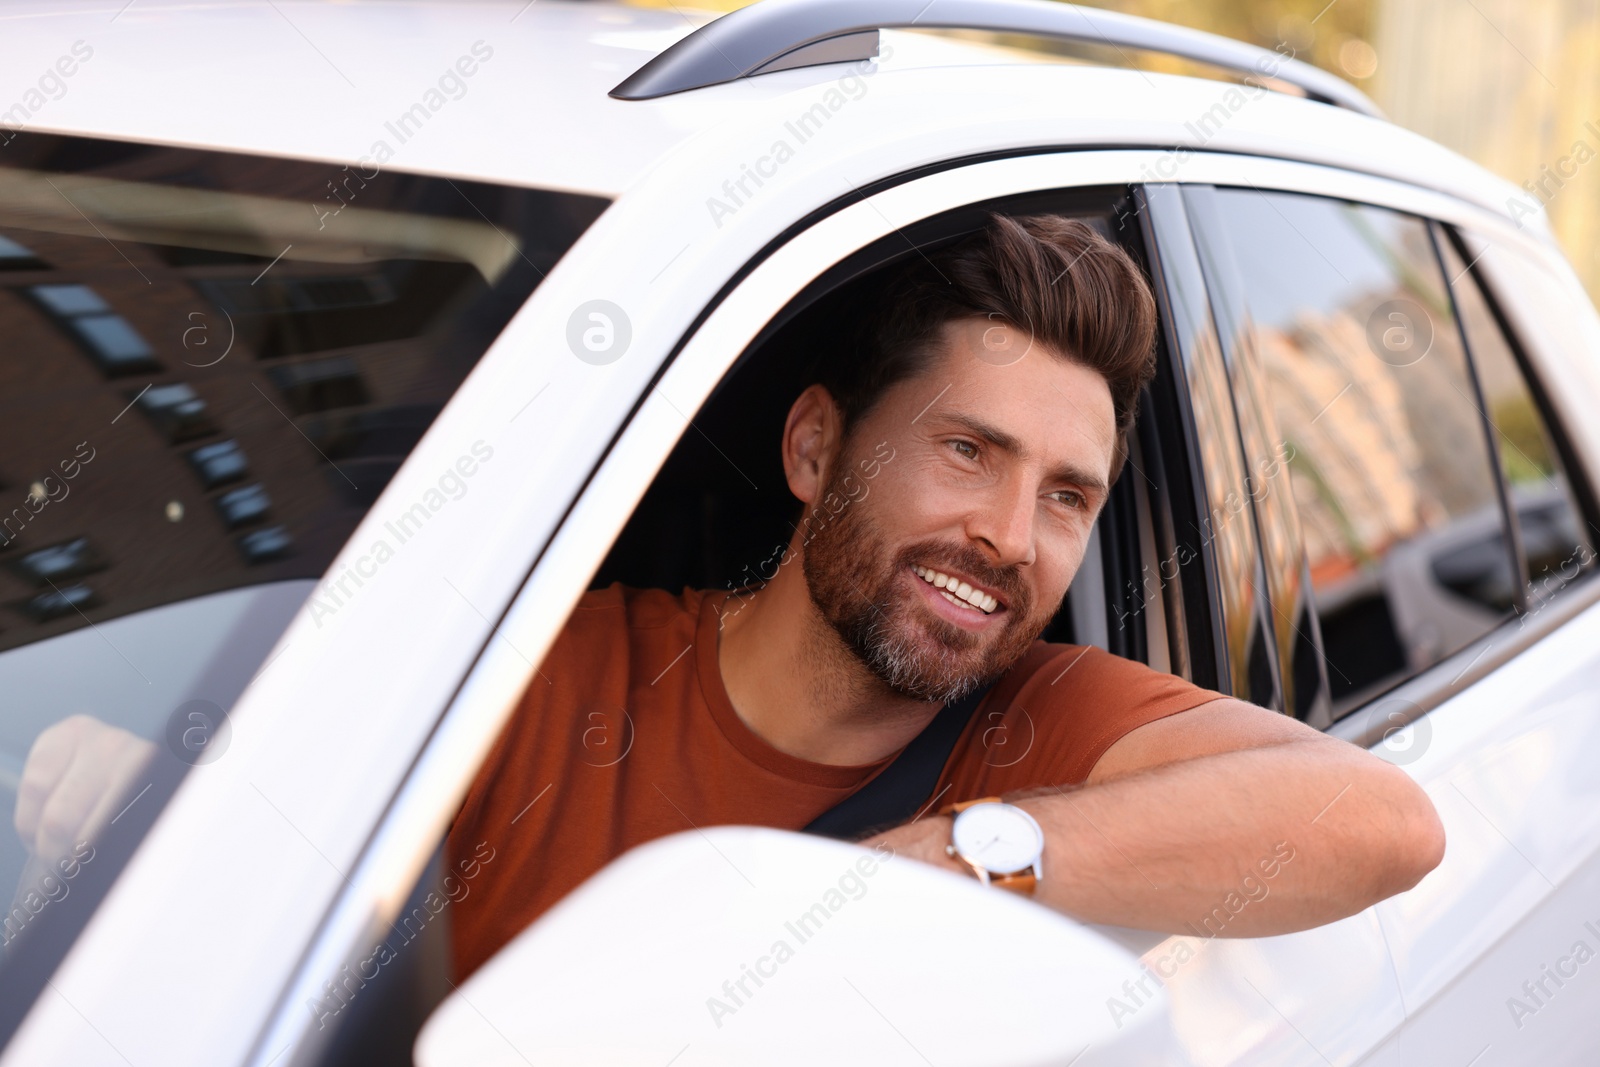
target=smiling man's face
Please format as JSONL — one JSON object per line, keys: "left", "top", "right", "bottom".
{"left": 802, "top": 316, "right": 1118, "bottom": 703}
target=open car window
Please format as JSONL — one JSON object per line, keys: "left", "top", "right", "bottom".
{"left": 591, "top": 205, "right": 1154, "bottom": 659}
{"left": 0, "top": 131, "right": 607, "bottom": 1031}
{"left": 298, "top": 184, "right": 1198, "bottom": 1065}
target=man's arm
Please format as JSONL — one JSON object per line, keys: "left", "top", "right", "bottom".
{"left": 865, "top": 698, "right": 1446, "bottom": 936}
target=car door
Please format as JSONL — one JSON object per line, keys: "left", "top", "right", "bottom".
{"left": 1147, "top": 174, "right": 1600, "bottom": 1066}
{"left": 224, "top": 141, "right": 1381, "bottom": 1067}
{"left": 3, "top": 130, "right": 1214, "bottom": 1064}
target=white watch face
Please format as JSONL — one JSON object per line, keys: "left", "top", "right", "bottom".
{"left": 951, "top": 802, "right": 1043, "bottom": 875}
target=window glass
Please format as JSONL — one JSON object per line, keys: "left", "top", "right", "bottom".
{"left": 1436, "top": 230, "right": 1593, "bottom": 608}
{"left": 0, "top": 132, "right": 606, "bottom": 1016}
{"left": 1141, "top": 183, "right": 1267, "bottom": 697}
{"left": 1208, "top": 189, "right": 1516, "bottom": 715}
{"left": 1183, "top": 185, "right": 1325, "bottom": 720}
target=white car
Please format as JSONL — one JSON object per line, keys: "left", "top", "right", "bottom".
{"left": 1, "top": 1, "right": 1597, "bottom": 1064}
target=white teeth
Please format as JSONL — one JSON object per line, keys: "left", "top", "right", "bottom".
{"left": 913, "top": 566, "right": 998, "bottom": 615}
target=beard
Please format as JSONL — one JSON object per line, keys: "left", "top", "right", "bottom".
{"left": 801, "top": 459, "right": 1057, "bottom": 704}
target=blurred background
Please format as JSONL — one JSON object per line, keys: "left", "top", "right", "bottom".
{"left": 631, "top": 0, "right": 1600, "bottom": 305}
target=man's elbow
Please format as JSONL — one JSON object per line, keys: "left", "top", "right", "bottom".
{"left": 1373, "top": 767, "right": 1446, "bottom": 898}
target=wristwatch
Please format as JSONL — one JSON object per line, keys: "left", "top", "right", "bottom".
{"left": 939, "top": 796, "right": 1044, "bottom": 896}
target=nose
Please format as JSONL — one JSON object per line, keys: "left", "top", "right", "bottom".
{"left": 965, "top": 470, "right": 1036, "bottom": 568}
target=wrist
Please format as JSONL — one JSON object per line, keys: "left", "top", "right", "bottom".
{"left": 864, "top": 815, "right": 967, "bottom": 876}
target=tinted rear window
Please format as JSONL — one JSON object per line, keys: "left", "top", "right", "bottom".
{"left": 0, "top": 131, "right": 607, "bottom": 1032}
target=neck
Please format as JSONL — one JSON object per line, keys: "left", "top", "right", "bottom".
{"left": 717, "top": 546, "right": 940, "bottom": 766}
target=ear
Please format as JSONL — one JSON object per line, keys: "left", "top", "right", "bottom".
{"left": 782, "top": 384, "right": 844, "bottom": 505}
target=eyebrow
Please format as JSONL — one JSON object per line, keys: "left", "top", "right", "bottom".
{"left": 932, "top": 411, "right": 1110, "bottom": 498}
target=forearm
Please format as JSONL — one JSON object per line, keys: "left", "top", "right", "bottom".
{"left": 870, "top": 739, "right": 1444, "bottom": 937}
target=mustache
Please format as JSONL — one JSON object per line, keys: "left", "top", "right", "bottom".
{"left": 893, "top": 538, "right": 1033, "bottom": 615}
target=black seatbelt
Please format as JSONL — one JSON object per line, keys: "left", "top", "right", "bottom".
{"left": 802, "top": 682, "right": 994, "bottom": 841}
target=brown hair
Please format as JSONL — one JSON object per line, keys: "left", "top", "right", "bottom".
{"left": 816, "top": 212, "right": 1159, "bottom": 482}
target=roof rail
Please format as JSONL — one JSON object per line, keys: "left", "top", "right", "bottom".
{"left": 610, "top": 0, "right": 1381, "bottom": 118}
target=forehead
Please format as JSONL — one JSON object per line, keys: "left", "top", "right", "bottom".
{"left": 884, "top": 318, "right": 1118, "bottom": 470}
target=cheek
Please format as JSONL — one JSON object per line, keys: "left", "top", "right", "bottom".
{"left": 867, "top": 454, "right": 958, "bottom": 522}
{"left": 1034, "top": 523, "right": 1092, "bottom": 602}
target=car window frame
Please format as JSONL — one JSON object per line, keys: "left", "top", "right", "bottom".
{"left": 252, "top": 163, "right": 1199, "bottom": 1067}
{"left": 1426, "top": 219, "right": 1534, "bottom": 614}
{"left": 1178, "top": 184, "right": 1338, "bottom": 723}
{"left": 293, "top": 181, "right": 1204, "bottom": 1061}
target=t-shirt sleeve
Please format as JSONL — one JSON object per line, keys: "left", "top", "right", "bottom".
{"left": 952, "top": 644, "right": 1227, "bottom": 794}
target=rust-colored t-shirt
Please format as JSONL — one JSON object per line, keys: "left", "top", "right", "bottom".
{"left": 445, "top": 584, "right": 1223, "bottom": 979}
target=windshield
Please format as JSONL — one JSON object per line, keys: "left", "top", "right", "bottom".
{"left": 0, "top": 130, "right": 608, "bottom": 1033}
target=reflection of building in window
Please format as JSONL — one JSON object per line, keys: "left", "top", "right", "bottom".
{"left": 1258, "top": 299, "right": 1504, "bottom": 590}
{"left": 1256, "top": 295, "right": 1517, "bottom": 712}
{"left": 0, "top": 234, "right": 44, "bottom": 269}
{"left": 0, "top": 132, "right": 605, "bottom": 653}
{"left": 28, "top": 283, "right": 159, "bottom": 375}
{"left": 1257, "top": 308, "right": 1425, "bottom": 582}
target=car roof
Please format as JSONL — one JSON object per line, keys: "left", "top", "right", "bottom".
{"left": 0, "top": 0, "right": 1542, "bottom": 233}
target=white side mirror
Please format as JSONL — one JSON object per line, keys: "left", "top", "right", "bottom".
{"left": 416, "top": 827, "right": 1189, "bottom": 1067}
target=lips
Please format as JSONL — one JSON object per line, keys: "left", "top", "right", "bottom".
{"left": 912, "top": 564, "right": 1001, "bottom": 615}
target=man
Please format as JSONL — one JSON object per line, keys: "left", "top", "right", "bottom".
{"left": 444, "top": 213, "right": 1445, "bottom": 980}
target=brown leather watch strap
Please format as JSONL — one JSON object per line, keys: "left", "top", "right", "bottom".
{"left": 939, "top": 795, "right": 1002, "bottom": 816}
{"left": 989, "top": 871, "right": 1037, "bottom": 895}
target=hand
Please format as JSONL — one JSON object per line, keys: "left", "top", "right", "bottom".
{"left": 14, "top": 715, "right": 157, "bottom": 866}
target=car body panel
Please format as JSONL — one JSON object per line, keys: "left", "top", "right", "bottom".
{"left": 0, "top": 3, "right": 1596, "bottom": 1065}
{"left": 2, "top": 126, "right": 1586, "bottom": 1066}
{"left": 1132, "top": 594, "right": 1600, "bottom": 1066}
{"left": 0, "top": 0, "right": 718, "bottom": 197}
{"left": 1378, "top": 599, "right": 1600, "bottom": 1013}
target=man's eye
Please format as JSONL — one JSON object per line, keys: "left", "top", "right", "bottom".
{"left": 950, "top": 440, "right": 978, "bottom": 460}
{"left": 1052, "top": 489, "right": 1085, "bottom": 509}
